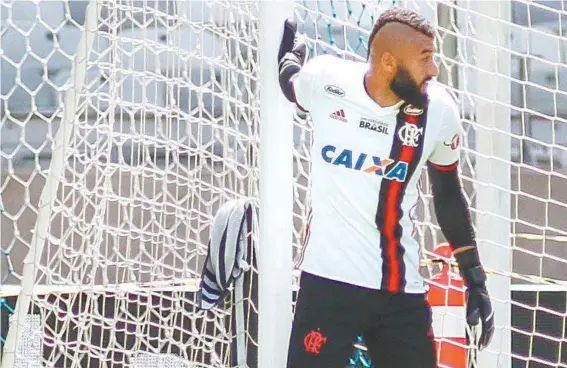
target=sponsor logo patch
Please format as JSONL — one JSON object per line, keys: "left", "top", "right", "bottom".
{"left": 321, "top": 144, "right": 408, "bottom": 182}
{"left": 324, "top": 85, "right": 345, "bottom": 97}
{"left": 359, "top": 117, "right": 389, "bottom": 134}
{"left": 403, "top": 104, "right": 424, "bottom": 116}
{"left": 329, "top": 109, "right": 347, "bottom": 122}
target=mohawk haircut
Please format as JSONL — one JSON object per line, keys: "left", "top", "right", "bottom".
{"left": 367, "top": 8, "right": 435, "bottom": 58}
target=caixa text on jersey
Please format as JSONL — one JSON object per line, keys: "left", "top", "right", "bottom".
{"left": 321, "top": 145, "right": 407, "bottom": 182}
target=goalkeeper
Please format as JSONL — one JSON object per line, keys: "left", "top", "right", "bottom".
{"left": 278, "top": 7, "right": 494, "bottom": 368}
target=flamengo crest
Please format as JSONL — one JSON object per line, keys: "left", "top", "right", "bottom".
{"left": 303, "top": 330, "right": 327, "bottom": 355}
{"left": 397, "top": 122, "right": 423, "bottom": 147}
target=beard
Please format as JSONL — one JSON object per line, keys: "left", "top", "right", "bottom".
{"left": 390, "top": 66, "right": 429, "bottom": 108}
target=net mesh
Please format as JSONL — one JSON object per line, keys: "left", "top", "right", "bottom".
{"left": 1, "top": 0, "right": 567, "bottom": 367}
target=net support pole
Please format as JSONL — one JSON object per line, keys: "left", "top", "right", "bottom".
{"left": 473, "top": 1, "right": 512, "bottom": 367}
{"left": 258, "top": 1, "right": 295, "bottom": 367}
{"left": 0, "top": 1, "right": 101, "bottom": 367}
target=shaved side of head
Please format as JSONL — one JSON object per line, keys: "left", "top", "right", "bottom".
{"left": 368, "top": 22, "right": 425, "bottom": 68}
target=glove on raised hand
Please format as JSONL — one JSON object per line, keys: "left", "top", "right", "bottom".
{"left": 278, "top": 18, "right": 307, "bottom": 103}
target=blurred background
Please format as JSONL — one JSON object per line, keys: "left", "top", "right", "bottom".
{"left": 2, "top": 0, "right": 567, "bottom": 168}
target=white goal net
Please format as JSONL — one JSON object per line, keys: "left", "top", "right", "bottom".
{"left": 1, "top": 0, "right": 566, "bottom": 368}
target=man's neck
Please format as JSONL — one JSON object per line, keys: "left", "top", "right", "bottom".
{"left": 363, "top": 71, "right": 402, "bottom": 108}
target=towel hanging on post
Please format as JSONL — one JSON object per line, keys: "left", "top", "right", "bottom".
{"left": 197, "top": 198, "right": 254, "bottom": 310}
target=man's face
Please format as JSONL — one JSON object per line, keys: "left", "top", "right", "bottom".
{"left": 389, "top": 33, "right": 438, "bottom": 107}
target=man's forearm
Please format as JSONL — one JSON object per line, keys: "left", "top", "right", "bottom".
{"left": 277, "top": 19, "right": 306, "bottom": 106}
{"left": 278, "top": 61, "right": 300, "bottom": 104}
{"left": 428, "top": 161, "right": 494, "bottom": 348}
{"left": 427, "top": 162, "right": 481, "bottom": 269}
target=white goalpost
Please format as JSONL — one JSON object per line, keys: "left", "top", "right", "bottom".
{"left": 472, "top": 2, "right": 512, "bottom": 367}
{"left": 1, "top": 1, "right": 567, "bottom": 368}
{"left": 257, "top": 2, "right": 295, "bottom": 367}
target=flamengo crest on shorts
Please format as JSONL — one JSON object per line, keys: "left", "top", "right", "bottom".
{"left": 303, "top": 330, "right": 327, "bottom": 355}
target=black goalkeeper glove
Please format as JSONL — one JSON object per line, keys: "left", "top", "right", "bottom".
{"left": 455, "top": 247, "right": 495, "bottom": 351}
{"left": 278, "top": 18, "right": 307, "bottom": 103}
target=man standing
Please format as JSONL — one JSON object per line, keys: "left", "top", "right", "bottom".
{"left": 277, "top": 7, "right": 494, "bottom": 367}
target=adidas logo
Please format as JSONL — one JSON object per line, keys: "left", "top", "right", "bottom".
{"left": 329, "top": 109, "right": 347, "bottom": 122}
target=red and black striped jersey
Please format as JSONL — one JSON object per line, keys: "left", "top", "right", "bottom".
{"left": 294, "top": 54, "right": 463, "bottom": 294}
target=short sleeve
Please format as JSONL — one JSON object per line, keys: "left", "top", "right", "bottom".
{"left": 292, "top": 54, "right": 331, "bottom": 112}
{"left": 427, "top": 97, "right": 464, "bottom": 166}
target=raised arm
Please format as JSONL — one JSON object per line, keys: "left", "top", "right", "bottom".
{"left": 427, "top": 97, "right": 495, "bottom": 350}
{"left": 277, "top": 19, "right": 306, "bottom": 107}
{"left": 277, "top": 19, "right": 330, "bottom": 113}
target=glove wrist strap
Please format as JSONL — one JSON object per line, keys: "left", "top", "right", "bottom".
{"left": 454, "top": 245, "right": 486, "bottom": 287}
{"left": 454, "top": 243, "right": 481, "bottom": 267}
{"left": 461, "top": 265, "right": 487, "bottom": 288}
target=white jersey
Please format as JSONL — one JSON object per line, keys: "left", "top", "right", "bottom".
{"left": 293, "top": 54, "right": 463, "bottom": 294}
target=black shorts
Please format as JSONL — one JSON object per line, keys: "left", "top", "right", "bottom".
{"left": 286, "top": 272, "right": 437, "bottom": 368}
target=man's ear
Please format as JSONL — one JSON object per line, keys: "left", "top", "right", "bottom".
{"left": 381, "top": 52, "right": 397, "bottom": 75}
